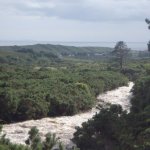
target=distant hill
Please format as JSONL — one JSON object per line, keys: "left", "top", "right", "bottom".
{"left": 0, "top": 44, "right": 112, "bottom": 65}
{"left": 0, "top": 44, "right": 149, "bottom": 65}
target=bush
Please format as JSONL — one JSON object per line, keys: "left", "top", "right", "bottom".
{"left": 131, "top": 76, "right": 150, "bottom": 113}
{"left": 73, "top": 105, "right": 125, "bottom": 150}
{"left": 0, "top": 66, "right": 128, "bottom": 122}
{"left": 73, "top": 75, "right": 150, "bottom": 150}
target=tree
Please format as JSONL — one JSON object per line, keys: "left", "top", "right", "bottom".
{"left": 73, "top": 105, "right": 127, "bottom": 150}
{"left": 113, "top": 41, "right": 130, "bottom": 70}
{"left": 148, "top": 41, "right": 150, "bottom": 52}
{"left": 25, "top": 127, "right": 42, "bottom": 150}
{"left": 145, "top": 18, "right": 150, "bottom": 29}
{"left": 145, "top": 18, "right": 150, "bottom": 52}
{"left": 43, "top": 133, "right": 59, "bottom": 150}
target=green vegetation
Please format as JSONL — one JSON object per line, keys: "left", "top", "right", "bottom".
{"left": 0, "top": 63, "right": 128, "bottom": 123}
{"left": 73, "top": 75, "right": 150, "bottom": 150}
{"left": 73, "top": 105, "right": 126, "bottom": 150}
{"left": 0, "top": 125, "right": 30, "bottom": 150}
{"left": 131, "top": 76, "right": 150, "bottom": 113}
{"left": 0, "top": 44, "right": 149, "bottom": 66}
{"left": 0, "top": 44, "right": 112, "bottom": 65}
{"left": 120, "top": 59, "right": 150, "bottom": 81}
{"left": 0, "top": 43, "right": 150, "bottom": 149}
{"left": 113, "top": 41, "right": 130, "bottom": 70}
{"left": 0, "top": 126, "right": 79, "bottom": 150}
{"left": 145, "top": 18, "right": 150, "bottom": 29}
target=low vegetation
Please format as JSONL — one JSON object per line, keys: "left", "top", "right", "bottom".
{"left": 73, "top": 75, "right": 150, "bottom": 150}
{"left": 0, "top": 44, "right": 112, "bottom": 65}
{"left": 0, "top": 126, "right": 79, "bottom": 150}
{"left": 0, "top": 63, "right": 128, "bottom": 123}
{"left": 0, "top": 43, "right": 149, "bottom": 149}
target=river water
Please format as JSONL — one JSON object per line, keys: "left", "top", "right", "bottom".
{"left": 2, "top": 82, "right": 134, "bottom": 146}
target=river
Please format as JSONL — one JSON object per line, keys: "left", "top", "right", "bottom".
{"left": 1, "top": 82, "right": 134, "bottom": 147}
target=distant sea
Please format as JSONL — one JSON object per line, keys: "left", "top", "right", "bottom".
{"left": 0, "top": 41, "right": 148, "bottom": 51}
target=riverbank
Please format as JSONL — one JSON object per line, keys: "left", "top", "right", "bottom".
{"left": 1, "top": 82, "right": 134, "bottom": 147}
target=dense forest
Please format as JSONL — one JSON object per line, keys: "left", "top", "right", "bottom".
{"left": 0, "top": 43, "right": 150, "bottom": 150}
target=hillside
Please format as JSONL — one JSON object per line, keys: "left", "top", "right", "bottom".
{"left": 0, "top": 44, "right": 149, "bottom": 66}
{"left": 0, "top": 44, "right": 112, "bottom": 65}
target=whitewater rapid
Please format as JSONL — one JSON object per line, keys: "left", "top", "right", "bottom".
{"left": 2, "top": 82, "right": 134, "bottom": 146}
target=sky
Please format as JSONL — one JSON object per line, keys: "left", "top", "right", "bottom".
{"left": 0, "top": 0, "right": 150, "bottom": 44}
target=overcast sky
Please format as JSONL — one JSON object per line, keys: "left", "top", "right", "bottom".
{"left": 0, "top": 0, "right": 150, "bottom": 43}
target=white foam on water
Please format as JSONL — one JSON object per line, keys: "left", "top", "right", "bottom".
{"left": 2, "top": 82, "right": 134, "bottom": 146}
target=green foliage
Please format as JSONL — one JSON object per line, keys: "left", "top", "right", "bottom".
{"left": 0, "top": 44, "right": 113, "bottom": 65}
{"left": 59, "top": 142, "right": 65, "bottom": 150}
{"left": 26, "top": 127, "right": 39, "bottom": 145}
{"left": 0, "top": 125, "right": 80, "bottom": 150}
{"left": 131, "top": 76, "right": 150, "bottom": 113}
{"left": 0, "top": 144, "right": 9, "bottom": 150}
{"left": 43, "top": 133, "right": 59, "bottom": 150}
{"left": 145, "top": 18, "right": 150, "bottom": 30}
{"left": 121, "top": 59, "right": 150, "bottom": 81}
{"left": 113, "top": 41, "right": 130, "bottom": 69}
{"left": 26, "top": 127, "right": 63, "bottom": 150}
{"left": 73, "top": 105, "right": 126, "bottom": 150}
{"left": 25, "top": 127, "right": 80, "bottom": 150}
{"left": 0, "top": 64, "right": 128, "bottom": 122}
{"left": 73, "top": 75, "right": 150, "bottom": 150}
{"left": 0, "top": 125, "right": 2, "bottom": 133}
{"left": 16, "top": 99, "right": 49, "bottom": 120}
{"left": 0, "top": 131, "right": 31, "bottom": 150}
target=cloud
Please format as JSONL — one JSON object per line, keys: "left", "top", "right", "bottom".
{"left": 0, "top": 0, "right": 149, "bottom": 44}
{"left": 0, "top": 0, "right": 149, "bottom": 22}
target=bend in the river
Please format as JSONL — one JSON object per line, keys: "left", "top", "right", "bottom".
{"left": 2, "top": 82, "right": 134, "bottom": 146}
